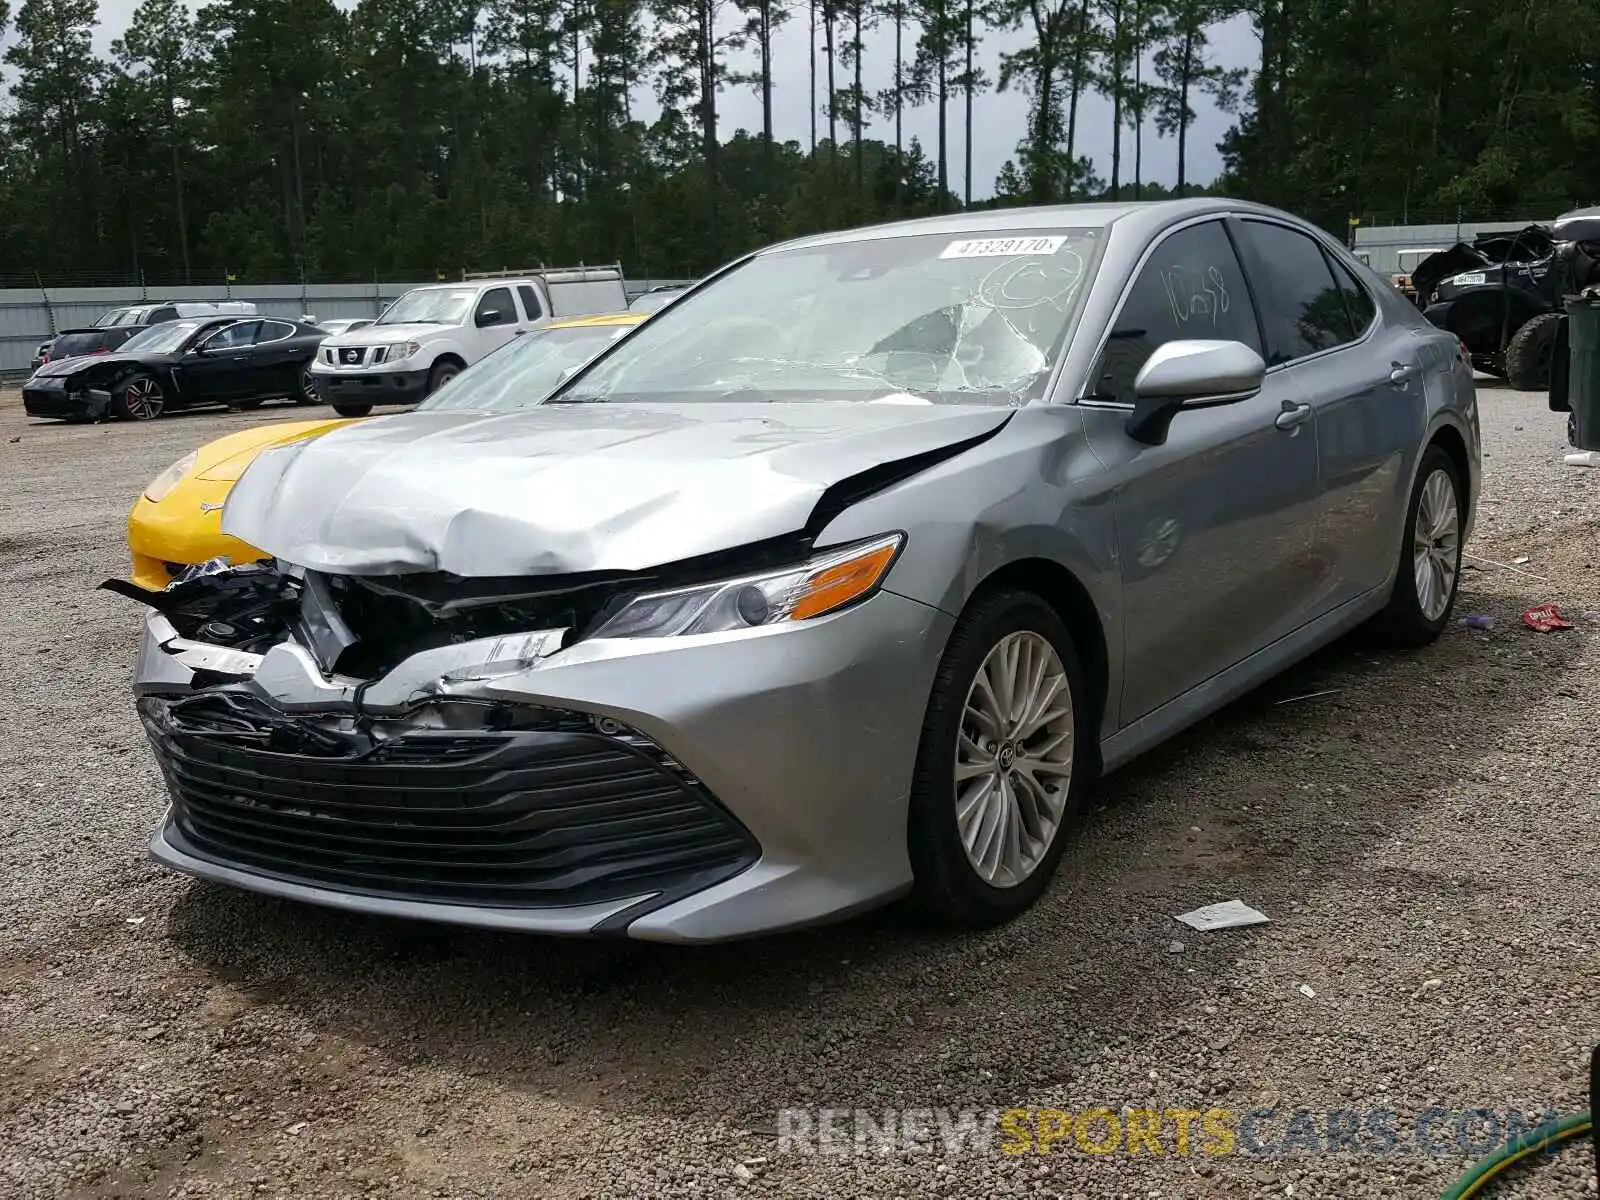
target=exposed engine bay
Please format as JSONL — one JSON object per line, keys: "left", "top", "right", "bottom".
{"left": 105, "top": 536, "right": 808, "bottom": 696}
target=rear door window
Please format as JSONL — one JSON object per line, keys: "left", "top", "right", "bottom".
{"left": 517, "top": 285, "right": 544, "bottom": 320}
{"left": 1235, "top": 220, "right": 1357, "bottom": 363}
{"left": 253, "top": 320, "right": 297, "bottom": 344}
{"left": 1087, "top": 219, "right": 1263, "bottom": 405}
{"left": 147, "top": 306, "right": 179, "bottom": 324}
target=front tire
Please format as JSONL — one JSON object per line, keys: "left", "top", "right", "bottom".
{"left": 1504, "top": 312, "right": 1561, "bottom": 392}
{"left": 426, "top": 359, "right": 461, "bottom": 395}
{"left": 114, "top": 374, "right": 165, "bottom": 421}
{"left": 1373, "top": 444, "right": 1464, "bottom": 647}
{"left": 908, "top": 589, "right": 1092, "bottom": 927}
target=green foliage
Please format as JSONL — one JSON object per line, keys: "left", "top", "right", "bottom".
{"left": 1218, "top": 0, "right": 1600, "bottom": 232}
{"left": 0, "top": 0, "right": 1591, "bottom": 286}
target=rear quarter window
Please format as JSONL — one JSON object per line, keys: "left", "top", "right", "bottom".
{"left": 1333, "top": 259, "right": 1378, "bottom": 332}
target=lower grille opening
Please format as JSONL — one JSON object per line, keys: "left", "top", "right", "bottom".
{"left": 142, "top": 695, "right": 759, "bottom": 909}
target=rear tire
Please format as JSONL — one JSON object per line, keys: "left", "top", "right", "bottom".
{"left": 1504, "top": 312, "right": 1561, "bottom": 392}
{"left": 114, "top": 374, "right": 165, "bottom": 421}
{"left": 908, "top": 589, "right": 1093, "bottom": 928}
{"left": 332, "top": 403, "right": 373, "bottom": 418}
{"left": 1372, "top": 444, "right": 1464, "bottom": 648}
{"left": 294, "top": 367, "right": 321, "bottom": 405}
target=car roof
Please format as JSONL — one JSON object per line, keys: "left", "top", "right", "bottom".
{"left": 545, "top": 311, "right": 648, "bottom": 330}
{"left": 757, "top": 198, "right": 1287, "bottom": 255}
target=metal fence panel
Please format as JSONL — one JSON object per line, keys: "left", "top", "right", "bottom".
{"left": 0, "top": 277, "right": 693, "bottom": 377}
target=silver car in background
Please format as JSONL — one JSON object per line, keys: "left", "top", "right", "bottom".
{"left": 128, "top": 199, "right": 1479, "bottom": 942}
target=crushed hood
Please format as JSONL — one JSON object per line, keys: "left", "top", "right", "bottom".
{"left": 222, "top": 401, "right": 1012, "bottom": 576}
{"left": 31, "top": 349, "right": 161, "bottom": 379}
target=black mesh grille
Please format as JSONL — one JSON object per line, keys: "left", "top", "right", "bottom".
{"left": 141, "top": 696, "right": 758, "bottom": 908}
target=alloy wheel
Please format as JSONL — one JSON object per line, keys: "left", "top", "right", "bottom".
{"left": 1412, "top": 467, "right": 1460, "bottom": 622}
{"left": 123, "top": 377, "right": 164, "bottom": 420}
{"left": 300, "top": 368, "right": 318, "bottom": 402}
{"left": 954, "top": 631, "right": 1075, "bottom": 888}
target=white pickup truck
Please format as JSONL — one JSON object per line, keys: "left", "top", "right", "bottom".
{"left": 310, "top": 266, "right": 628, "bottom": 416}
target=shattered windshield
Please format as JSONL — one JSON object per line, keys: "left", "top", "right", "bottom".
{"left": 420, "top": 323, "right": 639, "bottom": 411}
{"left": 120, "top": 319, "right": 208, "bottom": 354}
{"left": 377, "top": 288, "right": 475, "bottom": 326}
{"left": 552, "top": 229, "right": 1102, "bottom": 407}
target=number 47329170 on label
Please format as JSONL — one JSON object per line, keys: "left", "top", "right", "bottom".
{"left": 939, "top": 236, "right": 1068, "bottom": 259}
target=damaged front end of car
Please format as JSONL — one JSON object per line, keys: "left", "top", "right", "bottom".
{"left": 109, "top": 552, "right": 801, "bottom": 932}
{"left": 110, "top": 399, "right": 1015, "bottom": 938}
{"left": 20, "top": 362, "right": 123, "bottom": 421}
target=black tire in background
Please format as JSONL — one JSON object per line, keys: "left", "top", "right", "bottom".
{"left": 907, "top": 588, "right": 1094, "bottom": 928}
{"left": 1372, "top": 443, "right": 1465, "bottom": 648}
{"left": 294, "top": 366, "right": 320, "bottom": 405}
{"left": 1504, "top": 311, "right": 1562, "bottom": 391}
{"left": 332, "top": 403, "right": 373, "bottom": 418}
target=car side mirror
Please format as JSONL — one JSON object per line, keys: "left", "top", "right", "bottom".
{"left": 1125, "top": 340, "right": 1267, "bottom": 446}
{"left": 476, "top": 309, "right": 503, "bottom": 328}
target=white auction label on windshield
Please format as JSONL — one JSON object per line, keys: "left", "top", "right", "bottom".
{"left": 939, "top": 236, "right": 1068, "bottom": 259}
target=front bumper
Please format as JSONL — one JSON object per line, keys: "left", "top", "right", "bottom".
{"left": 23, "top": 378, "right": 112, "bottom": 420}
{"left": 311, "top": 366, "right": 430, "bottom": 407}
{"left": 136, "top": 589, "right": 953, "bottom": 941}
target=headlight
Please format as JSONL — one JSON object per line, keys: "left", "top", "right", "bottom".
{"left": 144, "top": 450, "right": 199, "bottom": 503}
{"left": 591, "top": 533, "right": 905, "bottom": 639}
{"left": 378, "top": 341, "right": 421, "bottom": 364}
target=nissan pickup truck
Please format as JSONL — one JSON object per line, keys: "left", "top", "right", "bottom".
{"left": 308, "top": 266, "right": 629, "bottom": 416}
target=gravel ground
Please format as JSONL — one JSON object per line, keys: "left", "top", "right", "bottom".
{"left": 0, "top": 384, "right": 1596, "bottom": 1200}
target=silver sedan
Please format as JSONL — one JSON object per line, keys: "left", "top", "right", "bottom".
{"left": 128, "top": 199, "right": 1479, "bottom": 941}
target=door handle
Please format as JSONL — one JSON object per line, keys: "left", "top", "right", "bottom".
{"left": 1275, "top": 400, "right": 1314, "bottom": 431}
{"left": 1389, "top": 362, "right": 1418, "bottom": 386}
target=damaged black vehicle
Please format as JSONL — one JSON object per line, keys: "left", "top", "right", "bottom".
{"left": 1413, "top": 223, "right": 1561, "bottom": 388}
{"left": 1540, "top": 206, "right": 1600, "bottom": 437}
{"left": 23, "top": 315, "right": 326, "bottom": 422}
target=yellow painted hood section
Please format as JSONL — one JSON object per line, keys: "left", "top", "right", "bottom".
{"left": 196, "top": 418, "right": 363, "bottom": 482}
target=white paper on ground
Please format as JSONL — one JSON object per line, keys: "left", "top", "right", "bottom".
{"left": 1174, "top": 900, "right": 1271, "bottom": 932}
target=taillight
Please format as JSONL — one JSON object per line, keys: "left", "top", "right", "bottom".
{"left": 40, "top": 353, "right": 49, "bottom": 363}
{"left": 95, "top": 347, "right": 109, "bottom": 354}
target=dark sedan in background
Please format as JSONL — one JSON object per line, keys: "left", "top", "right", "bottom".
{"left": 23, "top": 316, "right": 328, "bottom": 422}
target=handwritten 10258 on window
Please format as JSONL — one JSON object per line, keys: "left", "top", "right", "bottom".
{"left": 1160, "top": 266, "right": 1232, "bottom": 330}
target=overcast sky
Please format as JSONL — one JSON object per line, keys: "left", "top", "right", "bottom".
{"left": 78, "top": 0, "right": 1257, "bottom": 200}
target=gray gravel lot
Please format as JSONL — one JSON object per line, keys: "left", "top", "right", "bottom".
{"left": 1, "top": 385, "right": 1596, "bottom": 1199}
